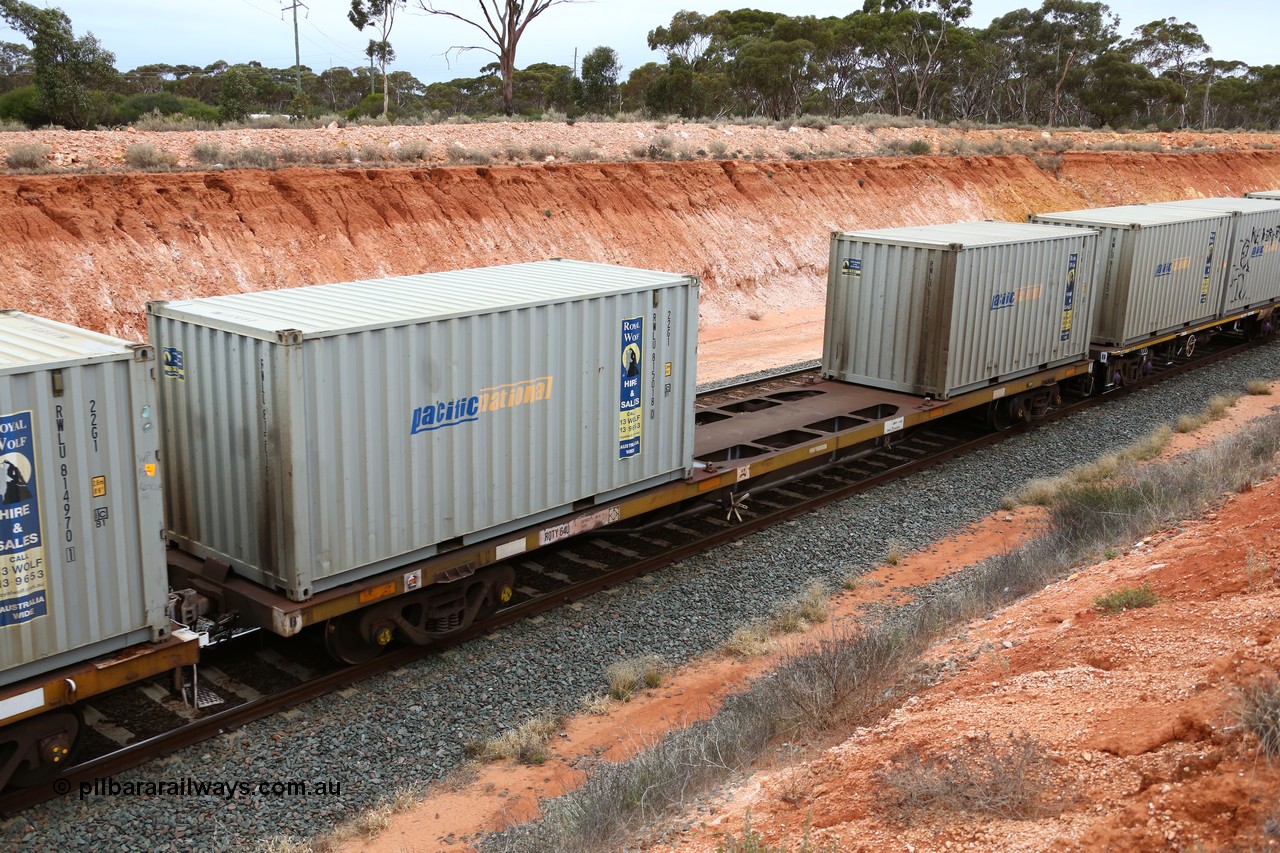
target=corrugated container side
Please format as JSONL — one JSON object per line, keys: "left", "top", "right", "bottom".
{"left": 823, "top": 224, "right": 1096, "bottom": 398}
{"left": 1029, "top": 210, "right": 1230, "bottom": 346}
{"left": 1151, "top": 198, "right": 1280, "bottom": 313}
{"left": 150, "top": 264, "right": 698, "bottom": 601}
{"left": 0, "top": 313, "right": 167, "bottom": 687}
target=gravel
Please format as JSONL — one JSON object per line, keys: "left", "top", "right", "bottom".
{"left": 7, "top": 343, "right": 1280, "bottom": 851}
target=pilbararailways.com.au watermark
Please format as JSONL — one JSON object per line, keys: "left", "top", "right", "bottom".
{"left": 56, "top": 776, "right": 343, "bottom": 800}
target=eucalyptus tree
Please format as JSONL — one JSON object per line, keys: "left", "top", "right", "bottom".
{"left": 0, "top": 0, "right": 115, "bottom": 127}
{"left": 349, "top": 0, "right": 404, "bottom": 117}
{"left": 416, "top": 0, "right": 584, "bottom": 116}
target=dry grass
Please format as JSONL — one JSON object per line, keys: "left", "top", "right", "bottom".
{"left": 1012, "top": 422, "right": 1175, "bottom": 507}
{"left": 471, "top": 714, "right": 563, "bottom": 765}
{"left": 1237, "top": 677, "right": 1280, "bottom": 757}
{"left": 606, "top": 655, "right": 667, "bottom": 701}
{"left": 769, "top": 581, "right": 830, "bottom": 635}
{"left": 1177, "top": 394, "right": 1238, "bottom": 435}
{"left": 723, "top": 620, "right": 772, "bottom": 658}
{"left": 875, "top": 731, "right": 1062, "bottom": 821}
{"left": 1248, "top": 380, "right": 1273, "bottom": 396}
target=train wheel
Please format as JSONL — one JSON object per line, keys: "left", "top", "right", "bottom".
{"left": 987, "top": 396, "right": 1029, "bottom": 431}
{"left": 1183, "top": 334, "right": 1196, "bottom": 358}
{"left": 323, "top": 612, "right": 389, "bottom": 666}
{"left": 1, "top": 708, "right": 82, "bottom": 788}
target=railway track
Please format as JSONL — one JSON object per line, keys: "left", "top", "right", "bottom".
{"left": 0, "top": 333, "right": 1261, "bottom": 817}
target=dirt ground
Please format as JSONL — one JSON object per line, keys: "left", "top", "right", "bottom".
{"left": 339, "top": 380, "right": 1280, "bottom": 853}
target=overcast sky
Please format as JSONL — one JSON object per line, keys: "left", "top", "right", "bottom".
{"left": 5, "top": 1, "right": 1272, "bottom": 84}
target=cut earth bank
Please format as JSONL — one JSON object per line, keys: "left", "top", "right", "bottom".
{"left": 6, "top": 147, "right": 1280, "bottom": 381}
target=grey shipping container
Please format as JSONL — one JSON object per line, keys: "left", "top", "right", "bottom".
{"left": 0, "top": 312, "right": 168, "bottom": 687}
{"left": 1151, "top": 197, "right": 1280, "bottom": 314}
{"left": 1030, "top": 205, "right": 1231, "bottom": 347}
{"left": 148, "top": 260, "right": 699, "bottom": 601}
{"left": 822, "top": 221, "right": 1097, "bottom": 399}
{"left": 1246, "top": 191, "right": 1280, "bottom": 200}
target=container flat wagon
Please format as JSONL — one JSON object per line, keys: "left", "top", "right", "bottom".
{"left": 0, "top": 312, "right": 199, "bottom": 788}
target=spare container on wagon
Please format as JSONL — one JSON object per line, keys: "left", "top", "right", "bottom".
{"left": 1246, "top": 191, "right": 1280, "bottom": 200}
{"left": 0, "top": 311, "right": 168, "bottom": 687}
{"left": 1149, "top": 197, "right": 1280, "bottom": 315}
{"left": 822, "top": 221, "right": 1098, "bottom": 399}
{"left": 147, "top": 260, "right": 700, "bottom": 602}
{"left": 1029, "top": 205, "right": 1231, "bottom": 347}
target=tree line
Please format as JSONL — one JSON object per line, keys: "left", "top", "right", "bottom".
{"left": 1, "top": 0, "right": 1277, "bottom": 131}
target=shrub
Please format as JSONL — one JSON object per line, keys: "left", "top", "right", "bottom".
{"left": 568, "top": 145, "right": 597, "bottom": 162}
{"left": 1237, "top": 678, "right": 1280, "bottom": 757}
{"left": 1247, "top": 380, "right": 1273, "bottom": 395}
{"left": 527, "top": 141, "right": 562, "bottom": 160}
{"left": 358, "top": 143, "right": 392, "bottom": 163}
{"left": 310, "top": 147, "right": 351, "bottom": 165}
{"left": 1093, "top": 583, "right": 1158, "bottom": 615}
{"left": 225, "top": 146, "right": 278, "bottom": 169}
{"left": 905, "top": 139, "right": 932, "bottom": 155}
{"left": 394, "top": 140, "right": 431, "bottom": 162}
{"left": 875, "top": 731, "right": 1061, "bottom": 820}
{"left": 5, "top": 142, "right": 50, "bottom": 169}
{"left": 190, "top": 141, "right": 223, "bottom": 165}
{"left": 1033, "top": 154, "right": 1064, "bottom": 173}
{"left": 445, "top": 144, "right": 494, "bottom": 165}
{"left": 275, "top": 146, "right": 305, "bottom": 164}
{"left": 123, "top": 142, "right": 174, "bottom": 170}
{"left": 0, "top": 86, "right": 47, "bottom": 128}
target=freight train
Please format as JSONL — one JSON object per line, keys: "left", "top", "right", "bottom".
{"left": 3, "top": 192, "right": 1280, "bottom": 790}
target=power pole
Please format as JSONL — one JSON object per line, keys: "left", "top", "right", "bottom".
{"left": 283, "top": 1, "right": 307, "bottom": 93}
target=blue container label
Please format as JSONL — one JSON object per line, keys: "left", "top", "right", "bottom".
{"left": 619, "top": 317, "right": 643, "bottom": 459}
{"left": 1, "top": 411, "right": 47, "bottom": 627}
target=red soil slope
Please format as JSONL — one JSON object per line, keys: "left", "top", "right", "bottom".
{"left": 5, "top": 151, "right": 1280, "bottom": 346}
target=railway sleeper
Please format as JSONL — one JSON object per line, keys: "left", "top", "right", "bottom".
{"left": 322, "top": 565, "right": 515, "bottom": 665}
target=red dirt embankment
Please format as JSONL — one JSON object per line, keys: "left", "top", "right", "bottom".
{"left": 5, "top": 150, "right": 1280, "bottom": 357}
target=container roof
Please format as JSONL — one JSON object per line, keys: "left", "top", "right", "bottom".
{"left": 1033, "top": 204, "right": 1230, "bottom": 227}
{"left": 1152, "top": 197, "right": 1280, "bottom": 213}
{"left": 148, "top": 259, "right": 695, "bottom": 339}
{"left": 0, "top": 311, "right": 137, "bottom": 374}
{"left": 834, "top": 220, "right": 1093, "bottom": 249}
{"left": 1247, "top": 191, "right": 1280, "bottom": 199}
